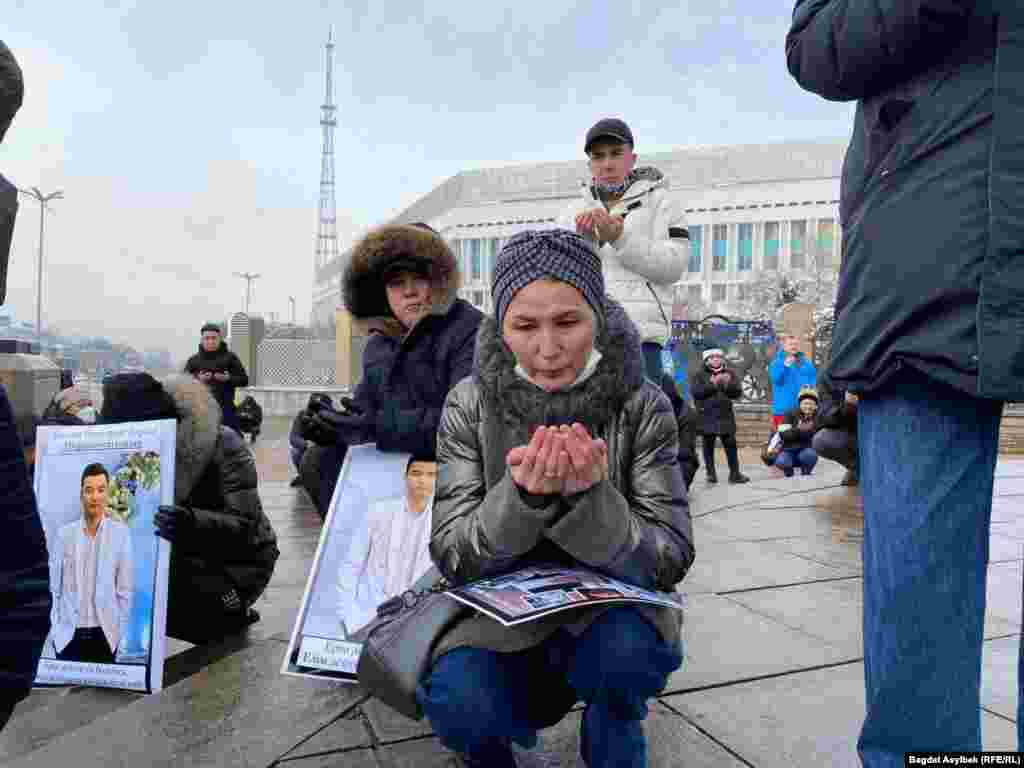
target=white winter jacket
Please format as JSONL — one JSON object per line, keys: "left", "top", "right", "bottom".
{"left": 558, "top": 167, "right": 688, "bottom": 342}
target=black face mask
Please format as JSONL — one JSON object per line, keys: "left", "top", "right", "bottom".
{"left": 0, "top": 173, "right": 16, "bottom": 305}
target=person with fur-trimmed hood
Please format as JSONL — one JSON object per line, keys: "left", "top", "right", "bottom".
{"left": 100, "top": 372, "right": 279, "bottom": 643}
{"left": 297, "top": 222, "right": 483, "bottom": 518}
{"left": 558, "top": 118, "right": 689, "bottom": 344}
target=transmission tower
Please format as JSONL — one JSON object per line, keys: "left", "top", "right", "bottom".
{"left": 315, "top": 27, "right": 339, "bottom": 273}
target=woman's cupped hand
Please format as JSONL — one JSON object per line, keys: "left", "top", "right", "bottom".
{"left": 507, "top": 424, "right": 608, "bottom": 497}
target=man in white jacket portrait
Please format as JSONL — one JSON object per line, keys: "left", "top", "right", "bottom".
{"left": 52, "top": 463, "right": 134, "bottom": 664}
{"left": 559, "top": 117, "right": 689, "bottom": 343}
{"left": 336, "top": 459, "right": 436, "bottom": 637}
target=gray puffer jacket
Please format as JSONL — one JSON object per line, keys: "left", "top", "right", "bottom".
{"left": 430, "top": 298, "right": 694, "bottom": 660}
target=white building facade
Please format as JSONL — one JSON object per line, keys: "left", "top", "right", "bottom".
{"left": 312, "top": 141, "right": 845, "bottom": 330}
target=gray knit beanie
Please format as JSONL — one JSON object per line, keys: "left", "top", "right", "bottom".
{"left": 492, "top": 230, "right": 604, "bottom": 328}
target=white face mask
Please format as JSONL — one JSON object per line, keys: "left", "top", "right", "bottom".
{"left": 77, "top": 406, "right": 97, "bottom": 424}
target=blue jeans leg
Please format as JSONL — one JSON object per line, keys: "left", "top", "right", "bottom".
{"left": 775, "top": 450, "right": 795, "bottom": 471}
{"left": 797, "top": 447, "right": 818, "bottom": 473}
{"left": 856, "top": 373, "right": 1003, "bottom": 766}
{"left": 418, "top": 645, "right": 574, "bottom": 762}
{"left": 563, "top": 607, "right": 683, "bottom": 768}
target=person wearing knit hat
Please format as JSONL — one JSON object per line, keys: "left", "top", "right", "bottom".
{"left": 558, "top": 118, "right": 689, "bottom": 345}
{"left": 296, "top": 222, "right": 483, "bottom": 519}
{"left": 184, "top": 323, "right": 249, "bottom": 435}
{"left": 411, "top": 229, "right": 692, "bottom": 768}
{"left": 100, "top": 373, "right": 279, "bottom": 643}
{"left": 774, "top": 385, "right": 820, "bottom": 477}
{"left": 690, "top": 347, "right": 749, "bottom": 484}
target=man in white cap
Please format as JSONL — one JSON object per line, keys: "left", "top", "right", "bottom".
{"left": 559, "top": 118, "right": 689, "bottom": 344}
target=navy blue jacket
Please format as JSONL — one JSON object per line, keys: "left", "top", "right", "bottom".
{"left": 353, "top": 298, "right": 483, "bottom": 459}
{"left": 787, "top": 1, "right": 1024, "bottom": 400}
{"left": 0, "top": 385, "right": 51, "bottom": 724}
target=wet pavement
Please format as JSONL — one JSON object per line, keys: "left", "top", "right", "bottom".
{"left": 3, "top": 424, "right": 1021, "bottom": 767}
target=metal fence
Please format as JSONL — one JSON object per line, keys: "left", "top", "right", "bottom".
{"left": 255, "top": 338, "right": 336, "bottom": 387}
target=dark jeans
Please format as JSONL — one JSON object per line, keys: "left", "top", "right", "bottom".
{"left": 57, "top": 627, "right": 115, "bottom": 663}
{"left": 812, "top": 428, "right": 858, "bottom": 472}
{"left": 701, "top": 433, "right": 740, "bottom": 475}
{"left": 418, "top": 607, "right": 683, "bottom": 768}
{"left": 856, "top": 372, "right": 1013, "bottom": 765}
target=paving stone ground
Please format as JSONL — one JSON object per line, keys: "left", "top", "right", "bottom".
{"left": 2, "top": 425, "right": 1020, "bottom": 767}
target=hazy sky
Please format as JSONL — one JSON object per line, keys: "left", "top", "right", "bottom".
{"left": 0, "top": 1, "right": 853, "bottom": 363}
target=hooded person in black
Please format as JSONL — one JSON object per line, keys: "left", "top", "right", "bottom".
{"left": 100, "top": 373, "right": 278, "bottom": 643}
{"left": 184, "top": 323, "right": 249, "bottom": 434}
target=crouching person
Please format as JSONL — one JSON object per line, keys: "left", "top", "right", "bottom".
{"left": 775, "top": 386, "right": 820, "bottom": 477}
{"left": 812, "top": 371, "right": 859, "bottom": 486}
{"left": 420, "top": 230, "right": 693, "bottom": 768}
{"left": 100, "top": 373, "right": 279, "bottom": 643}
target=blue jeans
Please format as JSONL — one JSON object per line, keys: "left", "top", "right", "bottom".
{"left": 856, "top": 371, "right": 1009, "bottom": 766}
{"left": 418, "top": 607, "right": 683, "bottom": 768}
{"left": 775, "top": 447, "right": 818, "bottom": 473}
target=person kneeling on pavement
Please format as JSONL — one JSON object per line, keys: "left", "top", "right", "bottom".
{"left": 418, "top": 230, "right": 692, "bottom": 768}
{"left": 296, "top": 223, "right": 483, "bottom": 518}
{"left": 100, "top": 372, "right": 279, "bottom": 643}
{"left": 775, "top": 387, "right": 820, "bottom": 477}
{"left": 237, "top": 395, "right": 263, "bottom": 443}
{"left": 813, "top": 371, "right": 858, "bottom": 486}
{"left": 690, "top": 348, "right": 748, "bottom": 484}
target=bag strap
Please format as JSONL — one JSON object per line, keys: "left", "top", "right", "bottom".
{"left": 374, "top": 575, "right": 450, "bottom": 620}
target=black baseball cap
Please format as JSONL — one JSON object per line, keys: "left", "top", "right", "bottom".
{"left": 584, "top": 118, "right": 634, "bottom": 153}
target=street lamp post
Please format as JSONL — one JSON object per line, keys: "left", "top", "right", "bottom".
{"left": 288, "top": 296, "right": 296, "bottom": 325}
{"left": 233, "top": 271, "right": 260, "bottom": 314}
{"left": 19, "top": 186, "right": 64, "bottom": 336}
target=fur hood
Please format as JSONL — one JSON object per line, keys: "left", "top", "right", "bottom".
{"left": 161, "top": 374, "right": 222, "bottom": 504}
{"left": 342, "top": 224, "right": 461, "bottom": 337}
{"left": 473, "top": 297, "right": 645, "bottom": 432}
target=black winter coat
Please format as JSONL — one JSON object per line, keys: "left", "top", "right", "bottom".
{"left": 184, "top": 342, "right": 249, "bottom": 425}
{"left": 787, "top": 1, "right": 1024, "bottom": 401}
{"left": 0, "top": 385, "right": 50, "bottom": 725}
{"left": 779, "top": 408, "right": 817, "bottom": 450}
{"left": 164, "top": 377, "right": 278, "bottom": 609}
{"left": 690, "top": 366, "right": 742, "bottom": 436}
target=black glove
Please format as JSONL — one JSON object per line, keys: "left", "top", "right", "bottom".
{"left": 309, "top": 406, "right": 374, "bottom": 448}
{"left": 338, "top": 397, "right": 364, "bottom": 416}
{"left": 306, "top": 393, "right": 334, "bottom": 414}
{"left": 154, "top": 505, "right": 196, "bottom": 543}
{"left": 298, "top": 408, "right": 336, "bottom": 446}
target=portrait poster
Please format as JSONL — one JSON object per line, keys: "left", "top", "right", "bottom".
{"left": 282, "top": 445, "right": 438, "bottom": 682}
{"left": 32, "top": 420, "right": 176, "bottom": 693}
